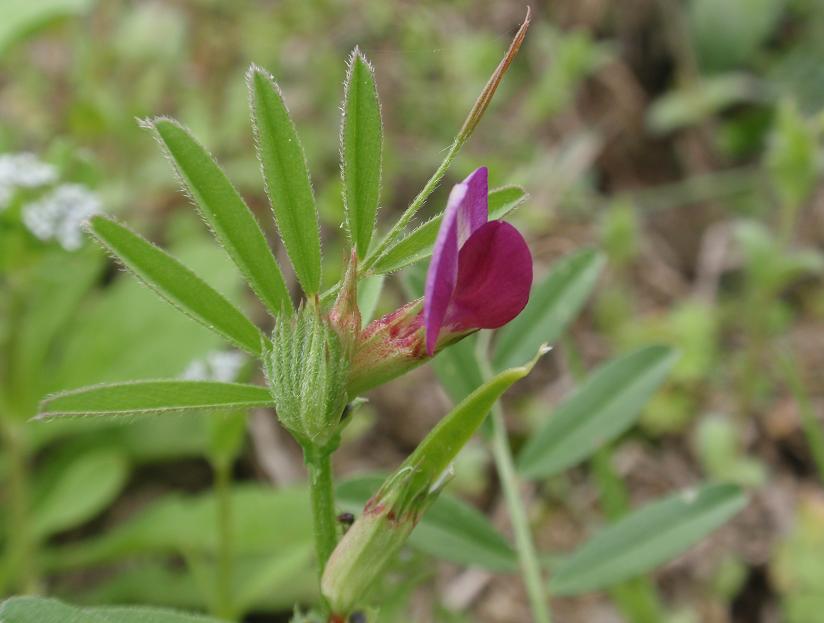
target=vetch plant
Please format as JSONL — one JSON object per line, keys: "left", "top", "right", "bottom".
{"left": 28, "top": 10, "right": 541, "bottom": 621}
{"left": 4, "top": 8, "right": 748, "bottom": 623}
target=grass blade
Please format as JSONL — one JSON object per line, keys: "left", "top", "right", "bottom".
{"left": 248, "top": 65, "right": 322, "bottom": 295}
{"left": 89, "top": 216, "right": 264, "bottom": 356}
{"left": 148, "top": 118, "right": 292, "bottom": 317}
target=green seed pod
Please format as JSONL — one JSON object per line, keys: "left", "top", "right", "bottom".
{"left": 265, "top": 305, "right": 351, "bottom": 450}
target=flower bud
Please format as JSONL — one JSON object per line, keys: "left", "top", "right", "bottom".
{"left": 264, "top": 305, "right": 351, "bottom": 450}
{"left": 321, "top": 465, "right": 449, "bottom": 616}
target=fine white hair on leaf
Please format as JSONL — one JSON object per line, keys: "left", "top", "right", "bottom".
{"left": 21, "top": 183, "right": 102, "bottom": 251}
{"left": 338, "top": 46, "right": 384, "bottom": 248}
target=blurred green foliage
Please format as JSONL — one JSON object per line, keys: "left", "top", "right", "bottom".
{"left": 1, "top": 0, "right": 824, "bottom": 620}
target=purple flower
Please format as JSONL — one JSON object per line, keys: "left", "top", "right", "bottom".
{"left": 423, "top": 167, "right": 532, "bottom": 354}
{"left": 345, "top": 167, "right": 532, "bottom": 395}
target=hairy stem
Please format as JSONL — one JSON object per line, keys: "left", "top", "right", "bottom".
{"left": 304, "top": 446, "right": 339, "bottom": 581}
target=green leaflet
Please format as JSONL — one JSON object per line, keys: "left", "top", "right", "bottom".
{"left": 494, "top": 248, "right": 604, "bottom": 370}
{"left": 32, "top": 450, "right": 128, "bottom": 539}
{"left": 342, "top": 49, "right": 383, "bottom": 260}
{"left": 372, "top": 185, "right": 527, "bottom": 274}
{"left": 89, "top": 216, "right": 264, "bottom": 356}
{"left": 38, "top": 381, "right": 273, "bottom": 418}
{"left": 550, "top": 484, "right": 747, "bottom": 595}
{"left": 149, "top": 118, "right": 292, "bottom": 317}
{"left": 518, "top": 346, "right": 678, "bottom": 479}
{"left": 0, "top": 597, "right": 226, "bottom": 623}
{"left": 248, "top": 65, "right": 322, "bottom": 295}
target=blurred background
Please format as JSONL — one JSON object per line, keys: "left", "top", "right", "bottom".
{"left": 1, "top": 0, "right": 823, "bottom": 621}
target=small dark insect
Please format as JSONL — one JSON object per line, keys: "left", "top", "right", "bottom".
{"left": 337, "top": 512, "right": 355, "bottom": 527}
{"left": 349, "top": 612, "right": 367, "bottom": 623}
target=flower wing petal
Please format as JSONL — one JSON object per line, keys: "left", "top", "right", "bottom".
{"left": 424, "top": 166, "right": 490, "bottom": 354}
{"left": 447, "top": 220, "right": 532, "bottom": 330}
{"left": 424, "top": 184, "right": 463, "bottom": 354}
{"left": 457, "top": 166, "right": 488, "bottom": 246}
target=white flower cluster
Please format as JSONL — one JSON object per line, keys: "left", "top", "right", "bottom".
{"left": 0, "top": 152, "right": 58, "bottom": 211}
{"left": 182, "top": 350, "right": 246, "bottom": 383}
{"left": 22, "top": 184, "right": 102, "bottom": 251}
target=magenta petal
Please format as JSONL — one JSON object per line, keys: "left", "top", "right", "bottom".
{"left": 424, "top": 187, "right": 461, "bottom": 355}
{"left": 446, "top": 220, "right": 533, "bottom": 331}
{"left": 424, "top": 167, "right": 490, "bottom": 354}
{"left": 457, "top": 167, "right": 488, "bottom": 246}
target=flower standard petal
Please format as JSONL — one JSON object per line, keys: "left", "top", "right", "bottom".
{"left": 447, "top": 220, "right": 533, "bottom": 331}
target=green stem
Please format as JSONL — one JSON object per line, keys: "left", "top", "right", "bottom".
{"left": 476, "top": 334, "right": 551, "bottom": 623}
{"left": 2, "top": 421, "right": 37, "bottom": 593}
{"left": 489, "top": 404, "right": 552, "bottom": 623}
{"left": 214, "top": 459, "right": 235, "bottom": 620}
{"left": 303, "top": 446, "right": 339, "bottom": 579}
